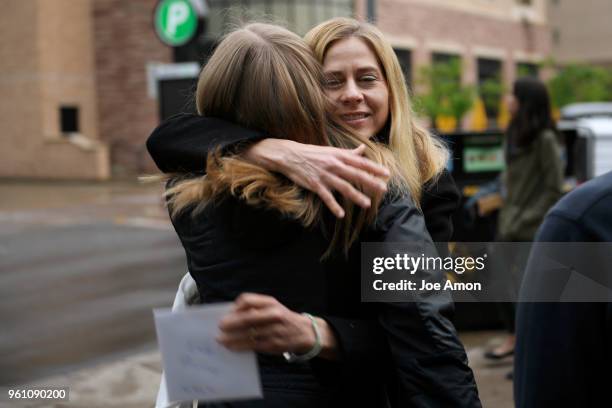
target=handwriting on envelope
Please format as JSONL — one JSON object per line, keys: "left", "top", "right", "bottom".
{"left": 154, "top": 304, "right": 262, "bottom": 403}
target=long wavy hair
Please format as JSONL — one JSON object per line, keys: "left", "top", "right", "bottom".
{"left": 507, "top": 77, "right": 556, "bottom": 154}
{"left": 165, "top": 23, "right": 404, "bottom": 257}
{"left": 304, "top": 17, "right": 449, "bottom": 204}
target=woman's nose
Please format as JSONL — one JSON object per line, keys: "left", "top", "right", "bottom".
{"left": 339, "top": 80, "right": 364, "bottom": 104}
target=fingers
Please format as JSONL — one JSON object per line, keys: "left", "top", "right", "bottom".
{"left": 352, "top": 144, "right": 366, "bottom": 156}
{"left": 321, "top": 173, "right": 371, "bottom": 209}
{"left": 330, "top": 160, "right": 388, "bottom": 197}
{"left": 275, "top": 143, "right": 390, "bottom": 218}
{"left": 313, "top": 184, "right": 345, "bottom": 218}
{"left": 217, "top": 294, "right": 316, "bottom": 355}
{"left": 344, "top": 148, "right": 391, "bottom": 179}
{"left": 219, "top": 307, "right": 284, "bottom": 332}
{"left": 217, "top": 326, "right": 288, "bottom": 353}
{"left": 220, "top": 293, "right": 288, "bottom": 332}
{"left": 233, "top": 292, "right": 277, "bottom": 310}
{"left": 217, "top": 294, "right": 298, "bottom": 354}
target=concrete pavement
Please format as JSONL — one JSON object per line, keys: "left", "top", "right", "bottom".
{"left": 3, "top": 331, "right": 514, "bottom": 407}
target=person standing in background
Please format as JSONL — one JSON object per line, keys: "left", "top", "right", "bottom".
{"left": 484, "top": 77, "right": 564, "bottom": 363}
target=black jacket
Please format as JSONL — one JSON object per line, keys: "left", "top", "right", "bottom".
{"left": 147, "top": 114, "right": 479, "bottom": 407}
{"left": 515, "top": 171, "right": 612, "bottom": 408}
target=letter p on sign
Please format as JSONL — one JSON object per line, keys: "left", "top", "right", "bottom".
{"left": 168, "top": 3, "right": 189, "bottom": 35}
{"left": 154, "top": 0, "right": 198, "bottom": 46}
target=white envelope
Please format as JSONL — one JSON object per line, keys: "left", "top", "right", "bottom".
{"left": 154, "top": 304, "right": 262, "bottom": 404}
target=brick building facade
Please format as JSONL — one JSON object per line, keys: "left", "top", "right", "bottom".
{"left": 0, "top": 0, "right": 109, "bottom": 180}
{"left": 374, "top": 0, "right": 549, "bottom": 86}
{"left": 92, "top": 0, "right": 172, "bottom": 175}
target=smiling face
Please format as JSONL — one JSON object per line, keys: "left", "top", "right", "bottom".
{"left": 322, "top": 36, "right": 390, "bottom": 140}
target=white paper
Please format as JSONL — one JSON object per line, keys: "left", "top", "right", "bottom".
{"left": 154, "top": 304, "right": 262, "bottom": 404}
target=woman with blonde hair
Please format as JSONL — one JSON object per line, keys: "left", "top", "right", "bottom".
{"left": 149, "top": 19, "right": 479, "bottom": 408}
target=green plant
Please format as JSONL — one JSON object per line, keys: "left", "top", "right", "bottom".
{"left": 414, "top": 59, "right": 475, "bottom": 130}
{"left": 547, "top": 63, "right": 612, "bottom": 108}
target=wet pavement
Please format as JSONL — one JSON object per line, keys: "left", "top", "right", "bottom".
{"left": 0, "top": 181, "right": 514, "bottom": 407}
{"left": 6, "top": 332, "right": 514, "bottom": 408}
{"left": 0, "top": 180, "right": 186, "bottom": 386}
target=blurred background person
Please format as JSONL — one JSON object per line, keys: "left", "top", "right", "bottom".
{"left": 483, "top": 77, "right": 564, "bottom": 365}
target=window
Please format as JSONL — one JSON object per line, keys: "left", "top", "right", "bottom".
{"left": 477, "top": 58, "right": 502, "bottom": 85}
{"left": 432, "top": 52, "right": 460, "bottom": 66}
{"left": 517, "top": 62, "right": 539, "bottom": 78}
{"left": 393, "top": 48, "right": 412, "bottom": 89}
{"left": 477, "top": 58, "right": 502, "bottom": 121}
{"left": 206, "top": 0, "right": 354, "bottom": 37}
{"left": 432, "top": 53, "right": 461, "bottom": 80}
{"left": 60, "top": 106, "right": 79, "bottom": 136}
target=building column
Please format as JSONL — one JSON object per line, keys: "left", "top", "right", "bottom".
{"left": 504, "top": 52, "right": 516, "bottom": 93}
{"left": 411, "top": 41, "right": 431, "bottom": 95}
{"left": 353, "top": 0, "right": 367, "bottom": 21}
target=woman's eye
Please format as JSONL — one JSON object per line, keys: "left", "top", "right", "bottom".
{"left": 324, "top": 78, "right": 342, "bottom": 88}
{"left": 360, "top": 75, "right": 377, "bottom": 83}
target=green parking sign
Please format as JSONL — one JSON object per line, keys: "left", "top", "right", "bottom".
{"left": 154, "top": 0, "right": 198, "bottom": 46}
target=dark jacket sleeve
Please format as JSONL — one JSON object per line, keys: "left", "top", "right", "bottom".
{"left": 420, "top": 169, "right": 461, "bottom": 243}
{"left": 515, "top": 213, "right": 611, "bottom": 408}
{"left": 146, "top": 113, "right": 266, "bottom": 174}
{"left": 318, "top": 176, "right": 463, "bottom": 373}
{"left": 374, "top": 196, "right": 481, "bottom": 408}
{"left": 319, "top": 316, "right": 385, "bottom": 364}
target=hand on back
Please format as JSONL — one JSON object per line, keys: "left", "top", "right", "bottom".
{"left": 245, "top": 139, "right": 390, "bottom": 218}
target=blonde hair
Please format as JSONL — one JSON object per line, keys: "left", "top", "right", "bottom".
{"left": 166, "top": 23, "right": 402, "bottom": 257}
{"left": 304, "top": 17, "right": 449, "bottom": 203}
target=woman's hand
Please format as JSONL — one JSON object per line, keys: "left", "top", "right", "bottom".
{"left": 216, "top": 293, "right": 338, "bottom": 359}
{"left": 244, "top": 139, "right": 390, "bottom": 218}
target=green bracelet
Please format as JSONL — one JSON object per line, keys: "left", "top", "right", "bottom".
{"left": 283, "top": 313, "right": 322, "bottom": 363}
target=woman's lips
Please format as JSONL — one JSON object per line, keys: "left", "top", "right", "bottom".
{"left": 340, "top": 112, "right": 370, "bottom": 126}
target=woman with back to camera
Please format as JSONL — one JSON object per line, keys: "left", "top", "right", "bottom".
{"left": 150, "top": 19, "right": 480, "bottom": 407}
{"left": 483, "top": 77, "right": 564, "bottom": 362}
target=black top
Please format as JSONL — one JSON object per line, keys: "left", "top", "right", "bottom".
{"left": 515, "top": 171, "right": 612, "bottom": 408}
{"left": 147, "top": 114, "right": 479, "bottom": 407}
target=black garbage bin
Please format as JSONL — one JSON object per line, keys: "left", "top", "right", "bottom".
{"left": 442, "top": 130, "right": 506, "bottom": 330}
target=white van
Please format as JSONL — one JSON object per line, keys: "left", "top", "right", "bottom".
{"left": 558, "top": 103, "right": 612, "bottom": 182}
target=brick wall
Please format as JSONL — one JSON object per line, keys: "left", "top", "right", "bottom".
{"left": 0, "top": 0, "right": 109, "bottom": 180}
{"left": 379, "top": 0, "right": 551, "bottom": 83}
{"left": 92, "top": 0, "right": 172, "bottom": 176}
{"left": 549, "top": 0, "right": 612, "bottom": 65}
